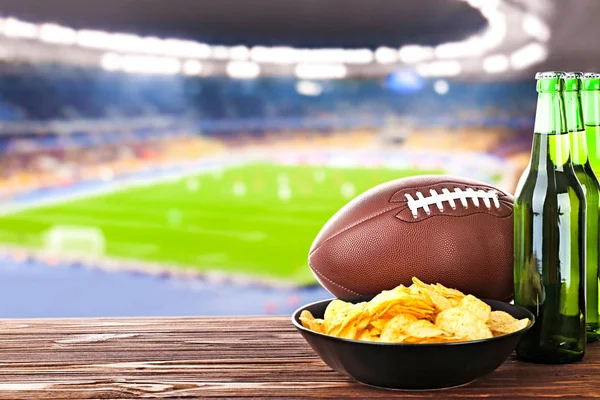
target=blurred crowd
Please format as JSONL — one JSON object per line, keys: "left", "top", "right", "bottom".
{"left": 0, "top": 60, "right": 537, "bottom": 199}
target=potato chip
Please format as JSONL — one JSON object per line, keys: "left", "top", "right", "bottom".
{"left": 404, "top": 320, "right": 448, "bottom": 339}
{"left": 379, "top": 313, "right": 419, "bottom": 342}
{"left": 435, "top": 307, "right": 493, "bottom": 340}
{"left": 300, "top": 310, "right": 324, "bottom": 334}
{"left": 487, "top": 311, "right": 530, "bottom": 335}
{"left": 458, "top": 295, "right": 491, "bottom": 322}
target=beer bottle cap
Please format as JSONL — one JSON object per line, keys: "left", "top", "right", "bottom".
{"left": 582, "top": 73, "right": 600, "bottom": 91}
{"left": 563, "top": 72, "right": 582, "bottom": 91}
{"left": 535, "top": 71, "right": 564, "bottom": 92}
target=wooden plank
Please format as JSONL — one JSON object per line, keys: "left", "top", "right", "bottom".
{"left": 0, "top": 317, "right": 598, "bottom": 399}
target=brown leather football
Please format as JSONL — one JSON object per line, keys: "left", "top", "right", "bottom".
{"left": 308, "top": 175, "right": 514, "bottom": 301}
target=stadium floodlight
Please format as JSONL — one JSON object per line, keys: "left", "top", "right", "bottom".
{"left": 398, "top": 45, "right": 434, "bottom": 64}
{"left": 4, "top": 17, "right": 38, "bottom": 39}
{"left": 294, "top": 63, "right": 347, "bottom": 79}
{"left": 76, "top": 30, "right": 112, "bottom": 49}
{"left": 100, "top": 52, "right": 122, "bottom": 71}
{"left": 435, "top": 36, "right": 484, "bottom": 59}
{"left": 183, "top": 60, "right": 203, "bottom": 75}
{"left": 416, "top": 60, "right": 461, "bottom": 77}
{"left": 480, "top": 11, "right": 506, "bottom": 50}
{"left": 375, "top": 47, "right": 398, "bottom": 64}
{"left": 229, "top": 45, "right": 250, "bottom": 60}
{"left": 211, "top": 45, "right": 230, "bottom": 60}
{"left": 250, "top": 46, "right": 295, "bottom": 64}
{"left": 433, "top": 79, "right": 449, "bottom": 95}
{"left": 509, "top": 42, "right": 547, "bottom": 70}
{"left": 522, "top": 14, "right": 551, "bottom": 42}
{"left": 342, "top": 49, "right": 374, "bottom": 64}
{"left": 296, "top": 80, "right": 323, "bottom": 96}
{"left": 140, "top": 36, "right": 167, "bottom": 54}
{"left": 109, "top": 33, "right": 144, "bottom": 53}
{"left": 226, "top": 61, "right": 260, "bottom": 78}
{"left": 120, "top": 55, "right": 181, "bottom": 75}
{"left": 39, "top": 23, "right": 76, "bottom": 45}
{"left": 163, "top": 39, "right": 210, "bottom": 58}
{"left": 482, "top": 54, "right": 509, "bottom": 73}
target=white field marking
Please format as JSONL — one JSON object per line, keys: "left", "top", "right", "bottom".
{"left": 340, "top": 182, "right": 356, "bottom": 198}
{"left": 277, "top": 173, "right": 289, "bottom": 185}
{"left": 166, "top": 208, "right": 183, "bottom": 227}
{"left": 0, "top": 163, "right": 241, "bottom": 217}
{"left": 186, "top": 178, "right": 200, "bottom": 192}
{"left": 277, "top": 185, "right": 292, "bottom": 201}
{"left": 313, "top": 169, "right": 326, "bottom": 183}
{"left": 8, "top": 214, "right": 268, "bottom": 242}
{"left": 232, "top": 181, "right": 247, "bottom": 197}
{"left": 25, "top": 201, "right": 324, "bottom": 227}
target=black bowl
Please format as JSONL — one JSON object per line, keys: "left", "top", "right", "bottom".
{"left": 292, "top": 297, "right": 535, "bottom": 390}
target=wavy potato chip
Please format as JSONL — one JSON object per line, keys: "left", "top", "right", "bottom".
{"left": 458, "top": 295, "right": 491, "bottom": 322}
{"left": 299, "top": 310, "right": 324, "bottom": 334}
{"left": 487, "top": 311, "right": 530, "bottom": 335}
{"left": 435, "top": 307, "right": 493, "bottom": 340}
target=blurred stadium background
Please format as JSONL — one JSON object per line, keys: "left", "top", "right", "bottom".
{"left": 0, "top": 0, "right": 591, "bottom": 317}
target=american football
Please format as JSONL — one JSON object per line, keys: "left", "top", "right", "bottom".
{"left": 308, "top": 175, "right": 514, "bottom": 301}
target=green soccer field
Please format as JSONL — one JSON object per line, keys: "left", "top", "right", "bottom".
{"left": 0, "top": 163, "right": 441, "bottom": 284}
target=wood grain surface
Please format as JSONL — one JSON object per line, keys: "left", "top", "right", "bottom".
{"left": 0, "top": 316, "right": 598, "bottom": 399}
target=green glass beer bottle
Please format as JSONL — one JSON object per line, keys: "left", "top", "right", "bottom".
{"left": 565, "top": 72, "right": 600, "bottom": 342}
{"left": 581, "top": 72, "right": 600, "bottom": 339}
{"left": 514, "top": 72, "right": 586, "bottom": 363}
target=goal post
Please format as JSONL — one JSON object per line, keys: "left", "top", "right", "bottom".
{"left": 43, "top": 225, "right": 106, "bottom": 258}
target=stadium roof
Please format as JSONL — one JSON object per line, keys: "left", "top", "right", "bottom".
{"left": 0, "top": 0, "right": 486, "bottom": 48}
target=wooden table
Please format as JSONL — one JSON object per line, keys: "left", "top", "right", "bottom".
{"left": 0, "top": 317, "right": 598, "bottom": 399}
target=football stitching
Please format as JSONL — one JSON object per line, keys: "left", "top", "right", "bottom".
{"left": 309, "top": 264, "right": 361, "bottom": 296}
{"left": 395, "top": 205, "right": 513, "bottom": 223}
{"left": 308, "top": 204, "right": 402, "bottom": 256}
{"left": 389, "top": 182, "right": 510, "bottom": 203}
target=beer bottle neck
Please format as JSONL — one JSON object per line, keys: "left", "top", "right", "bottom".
{"left": 564, "top": 90, "right": 588, "bottom": 165}
{"left": 534, "top": 92, "right": 566, "bottom": 135}
{"left": 582, "top": 90, "right": 600, "bottom": 126}
{"left": 532, "top": 91, "right": 570, "bottom": 171}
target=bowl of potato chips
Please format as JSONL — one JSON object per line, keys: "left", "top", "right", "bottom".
{"left": 292, "top": 277, "right": 534, "bottom": 390}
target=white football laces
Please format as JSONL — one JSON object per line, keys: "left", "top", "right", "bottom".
{"left": 404, "top": 188, "right": 500, "bottom": 218}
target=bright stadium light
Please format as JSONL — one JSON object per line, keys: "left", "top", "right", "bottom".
{"left": 39, "top": 23, "right": 76, "bottom": 44}
{"left": 140, "top": 36, "right": 167, "bottom": 54}
{"left": 435, "top": 36, "right": 484, "bottom": 59}
{"left": 4, "top": 17, "right": 38, "bottom": 39}
{"left": 226, "top": 61, "right": 260, "bottom": 78}
{"left": 522, "top": 14, "right": 551, "bottom": 42}
{"left": 211, "top": 45, "right": 230, "bottom": 59}
{"left": 76, "top": 30, "right": 112, "bottom": 49}
{"left": 433, "top": 79, "right": 449, "bottom": 95}
{"left": 100, "top": 52, "right": 122, "bottom": 71}
{"left": 416, "top": 60, "right": 461, "bottom": 77}
{"left": 163, "top": 39, "right": 210, "bottom": 58}
{"left": 342, "top": 49, "right": 374, "bottom": 64}
{"left": 296, "top": 80, "right": 323, "bottom": 96}
{"left": 183, "top": 60, "right": 203, "bottom": 75}
{"left": 295, "top": 63, "right": 347, "bottom": 79}
{"left": 229, "top": 45, "right": 250, "bottom": 60}
{"left": 398, "top": 45, "right": 434, "bottom": 64}
{"left": 510, "top": 42, "right": 547, "bottom": 70}
{"left": 375, "top": 47, "right": 398, "bottom": 64}
{"left": 106, "top": 33, "right": 144, "bottom": 52}
{"left": 119, "top": 55, "right": 181, "bottom": 75}
{"left": 482, "top": 54, "right": 509, "bottom": 73}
